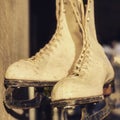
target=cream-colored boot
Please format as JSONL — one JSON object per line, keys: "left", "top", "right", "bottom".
{"left": 5, "top": 0, "right": 83, "bottom": 86}
{"left": 4, "top": 0, "right": 84, "bottom": 108}
{"left": 51, "top": 0, "right": 114, "bottom": 107}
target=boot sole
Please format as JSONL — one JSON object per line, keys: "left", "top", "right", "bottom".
{"left": 4, "top": 79, "right": 57, "bottom": 87}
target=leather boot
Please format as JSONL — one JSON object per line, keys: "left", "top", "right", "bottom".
{"left": 5, "top": 0, "right": 83, "bottom": 86}
{"left": 4, "top": 0, "right": 83, "bottom": 108}
{"left": 51, "top": 0, "right": 114, "bottom": 107}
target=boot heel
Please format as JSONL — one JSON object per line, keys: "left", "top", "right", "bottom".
{"left": 103, "top": 80, "right": 115, "bottom": 96}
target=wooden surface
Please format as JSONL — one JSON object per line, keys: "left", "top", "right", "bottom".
{"left": 0, "top": 0, "right": 29, "bottom": 119}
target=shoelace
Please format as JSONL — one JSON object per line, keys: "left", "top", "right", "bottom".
{"left": 68, "top": 0, "right": 90, "bottom": 76}
{"left": 29, "top": 0, "right": 90, "bottom": 68}
{"left": 28, "top": 4, "right": 65, "bottom": 62}
{"left": 29, "top": 30, "right": 62, "bottom": 62}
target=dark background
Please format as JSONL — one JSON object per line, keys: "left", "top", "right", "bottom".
{"left": 95, "top": 0, "right": 120, "bottom": 46}
{"left": 30, "top": 0, "right": 56, "bottom": 56}
{"left": 29, "top": 0, "right": 120, "bottom": 56}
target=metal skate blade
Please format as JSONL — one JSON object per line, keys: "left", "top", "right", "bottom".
{"left": 4, "top": 87, "right": 42, "bottom": 109}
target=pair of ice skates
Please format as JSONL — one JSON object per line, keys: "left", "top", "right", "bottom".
{"left": 4, "top": 0, "right": 114, "bottom": 113}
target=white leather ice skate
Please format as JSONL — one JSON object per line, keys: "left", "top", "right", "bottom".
{"left": 51, "top": 0, "right": 114, "bottom": 108}
{"left": 4, "top": 0, "right": 83, "bottom": 108}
